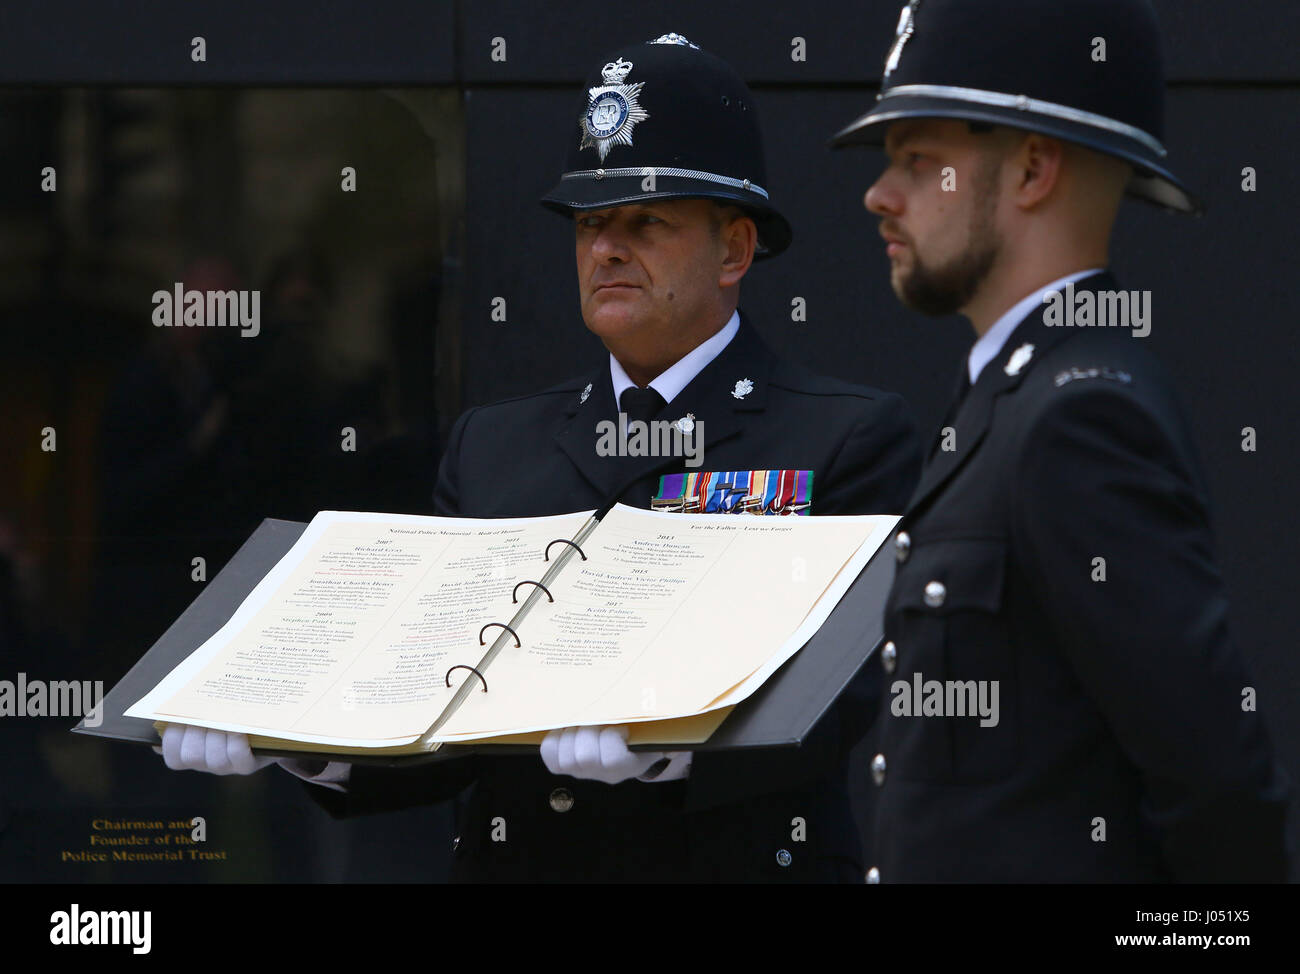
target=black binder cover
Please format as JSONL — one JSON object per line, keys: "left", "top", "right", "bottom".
{"left": 73, "top": 516, "right": 895, "bottom": 765}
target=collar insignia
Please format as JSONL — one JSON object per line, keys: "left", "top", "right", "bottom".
{"left": 1004, "top": 343, "right": 1036, "bottom": 377}
{"left": 731, "top": 378, "right": 755, "bottom": 399}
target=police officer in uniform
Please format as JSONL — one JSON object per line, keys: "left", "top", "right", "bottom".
{"left": 161, "top": 34, "right": 921, "bottom": 882}
{"left": 829, "top": 0, "right": 1290, "bottom": 881}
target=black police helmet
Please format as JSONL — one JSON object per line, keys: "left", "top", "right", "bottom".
{"left": 541, "top": 33, "right": 794, "bottom": 259}
{"left": 829, "top": 0, "right": 1200, "bottom": 214}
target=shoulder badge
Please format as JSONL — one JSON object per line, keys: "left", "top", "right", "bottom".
{"left": 1053, "top": 366, "right": 1133, "bottom": 388}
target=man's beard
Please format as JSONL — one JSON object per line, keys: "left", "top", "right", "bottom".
{"left": 893, "top": 160, "right": 1002, "bottom": 316}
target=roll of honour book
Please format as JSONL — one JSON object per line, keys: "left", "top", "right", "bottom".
{"left": 127, "top": 505, "right": 897, "bottom": 755}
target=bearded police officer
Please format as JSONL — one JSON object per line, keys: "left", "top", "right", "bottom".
{"left": 830, "top": 0, "right": 1290, "bottom": 882}
{"left": 161, "top": 34, "right": 921, "bottom": 882}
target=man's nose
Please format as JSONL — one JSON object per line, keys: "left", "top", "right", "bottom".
{"left": 590, "top": 223, "right": 631, "bottom": 263}
{"left": 864, "top": 171, "right": 900, "bottom": 218}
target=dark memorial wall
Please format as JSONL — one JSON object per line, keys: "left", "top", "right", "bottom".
{"left": 0, "top": 0, "right": 1296, "bottom": 882}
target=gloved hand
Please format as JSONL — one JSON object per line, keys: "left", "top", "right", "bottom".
{"left": 540, "top": 725, "right": 691, "bottom": 784}
{"left": 159, "top": 725, "right": 276, "bottom": 776}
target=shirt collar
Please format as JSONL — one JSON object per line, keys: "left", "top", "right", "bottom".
{"left": 609, "top": 309, "right": 740, "bottom": 406}
{"left": 967, "top": 268, "right": 1104, "bottom": 384}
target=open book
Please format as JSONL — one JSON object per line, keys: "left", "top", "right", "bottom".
{"left": 127, "top": 504, "right": 897, "bottom": 756}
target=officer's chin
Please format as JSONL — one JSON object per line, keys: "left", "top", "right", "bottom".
{"left": 889, "top": 265, "right": 910, "bottom": 301}
{"left": 583, "top": 293, "right": 646, "bottom": 334}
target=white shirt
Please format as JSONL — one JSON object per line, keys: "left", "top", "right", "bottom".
{"left": 967, "top": 268, "right": 1104, "bottom": 384}
{"left": 610, "top": 310, "right": 740, "bottom": 407}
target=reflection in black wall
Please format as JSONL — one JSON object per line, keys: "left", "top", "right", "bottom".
{"left": 0, "top": 87, "right": 455, "bottom": 882}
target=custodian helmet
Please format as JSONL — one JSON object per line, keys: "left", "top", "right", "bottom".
{"left": 541, "top": 33, "right": 794, "bottom": 258}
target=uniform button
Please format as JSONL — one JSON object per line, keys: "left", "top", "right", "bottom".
{"left": 776, "top": 849, "right": 792, "bottom": 867}
{"left": 548, "top": 787, "right": 574, "bottom": 812}
{"left": 871, "top": 753, "right": 887, "bottom": 786}
{"left": 894, "top": 531, "right": 911, "bottom": 563}
{"left": 881, "top": 640, "right": 897, "bottom": 674}
{"left": 866, "top": 866, "right": 880, "bottom": 884}
{"left": 924, "top": 580, "right": 946, "bottom": 608}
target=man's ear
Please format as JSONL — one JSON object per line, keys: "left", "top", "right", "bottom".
{"left": 719, "top": 212, "right": 756, "bottom": 287}
{"left": 1012, "top": 133, "right": 1066, "bottom": 210}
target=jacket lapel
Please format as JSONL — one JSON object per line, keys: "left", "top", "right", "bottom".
{"left": 662, "top": 312, "right": 773, "bottom": 456}
{"left": 906, "top": 271, "right": 1118, "bottom": 516}
{"left": 553, "top": 362, "right": 623, "bottom": 499}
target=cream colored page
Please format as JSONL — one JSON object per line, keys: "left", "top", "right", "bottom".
{"left": 703, "top": 513, "right": 897, "bottom": 709}
{"left": 138, "top": 510, "right": 590, "bottom": 745}
{"left": 434, "top": 505, "right": 879, "bottom": 739}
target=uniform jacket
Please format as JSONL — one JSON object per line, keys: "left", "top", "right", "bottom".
{"left": 311, "top": 313, "right": 922, "bottom": 882}
{"left": 869, "top": 271, "right": 1290, "bottom": 882}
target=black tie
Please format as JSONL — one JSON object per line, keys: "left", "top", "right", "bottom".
{"left": 619, "top": 386, "right": 666, "bottom": 426}
{"left": 955, "top": 367, "right": 972, "bottom": 408}
{"left": 931, "top": 365, "right": 972, "bottom": 459}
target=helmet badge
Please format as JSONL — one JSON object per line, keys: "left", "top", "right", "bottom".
{"left": 884, "top": 1, "right": 921, "bottom": 85}
{"left": 579, "top": 57, "right": 650, "bottom": 162}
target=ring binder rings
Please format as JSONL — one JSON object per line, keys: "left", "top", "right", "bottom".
{"left": 478, "top": 622, "right": 520, "bottom": 647}
{"left": 387, "top": 456, "right": 837, "bottom": 746}
{"left": 545, "top": 538, "right": 586, "bottom": 562}
{"left": 444, "top": 665, "right": 488, "bottom": 693}
{"left": 425, "top": 463, "right": 698, "bottom": 741}
{"left": 512, "top": 580, "right": 553, "bottom": 603}
{"left": 418, "top": 512, "right": 604, "bottom": 743}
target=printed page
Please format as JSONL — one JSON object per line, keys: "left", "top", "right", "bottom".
{"left": 432, "top": 504, "right": 896, "bottom": 740}
{"left": 127, "top": 510, "right": 592, "bottom": 746}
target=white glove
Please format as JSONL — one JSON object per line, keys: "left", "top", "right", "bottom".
{"left": 160, "top": 725, "right": 275, "bottom": 776}
{"left": 540, "top": 725, "right": 691, "bottom": 784}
